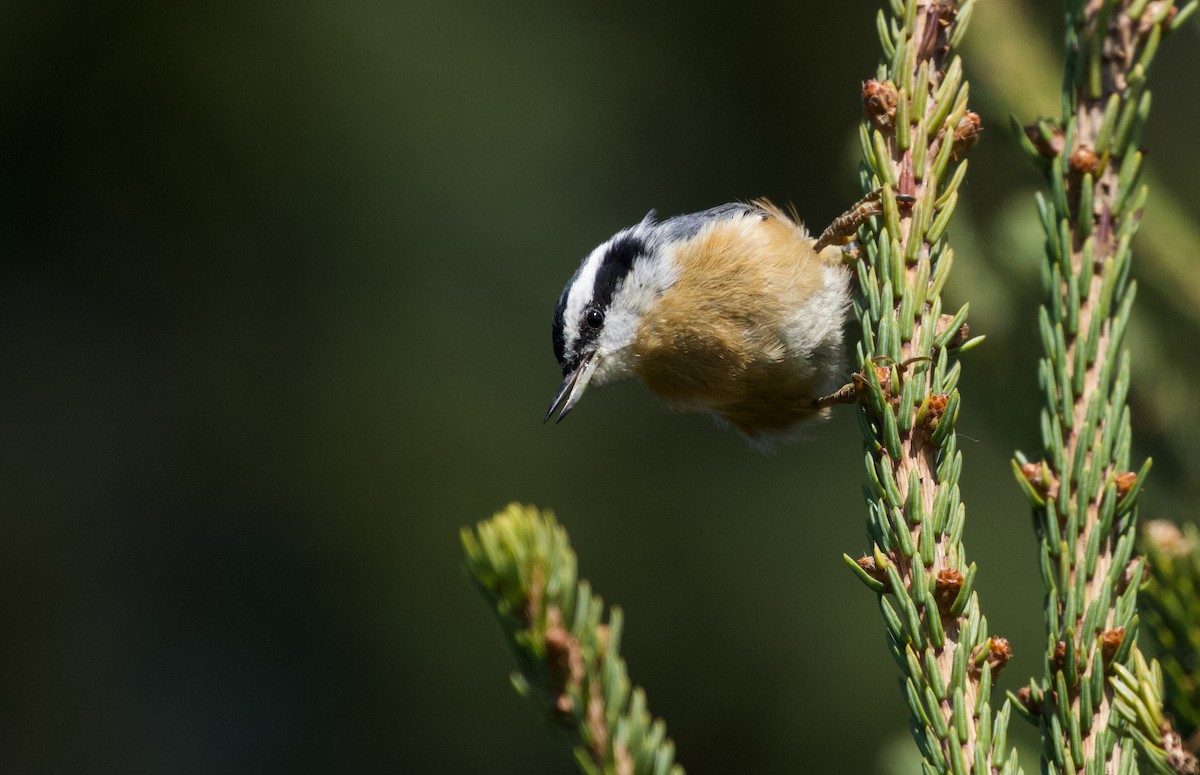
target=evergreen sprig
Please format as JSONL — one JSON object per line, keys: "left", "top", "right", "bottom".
{"left": 1140, "top": 520, "right": 1200, "bottom": 748}
{"left": 845, "top": 1, "right": 1018, "bottom": 772}
{"left": 1110, "top": 649, "right": 1199, "bottom": 774}
{"left": 462, "top": 504, "right": 683, "bottom": 775}
{"left": 1010, "top": 1, "right": 1194, "bottom": 772}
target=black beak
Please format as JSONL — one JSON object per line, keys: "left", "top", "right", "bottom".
{"left": 544, "top": 352, "right": 598, "bottom": 424}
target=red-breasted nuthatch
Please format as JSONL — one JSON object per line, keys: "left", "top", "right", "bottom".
{"left": 546, "top": 199, "right": 857, "bottom": 444}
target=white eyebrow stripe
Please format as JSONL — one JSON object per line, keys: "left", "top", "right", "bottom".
{"left": 561, "top": 240, "right": 609, "bottom": 357}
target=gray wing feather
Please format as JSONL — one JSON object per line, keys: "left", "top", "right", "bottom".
{"left": 654, "top": 202, "right": 763, "bottom": 244}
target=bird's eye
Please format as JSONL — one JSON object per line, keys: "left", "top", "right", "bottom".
{"left": 584, "top": 308, "right": 604, "bottom": 328}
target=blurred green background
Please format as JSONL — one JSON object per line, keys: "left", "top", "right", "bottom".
{"left": 2, "top": 0, "right": 1197, "bottom": 772}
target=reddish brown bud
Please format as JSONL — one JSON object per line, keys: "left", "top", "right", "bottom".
{"left": 1161, "top": 723, "right": 1199, "bottom": 775}
{"left": 951, "top": 111, "right": 982, "bottom": 161}
{"left": 1101, "top": 627, "right": 1126, "bottom": 664}
{"left": 544, "top": 606, "right": 585, "bottom": 718}
{"left": 863, "top": 79, "right": 898, "bottom": 131}
{"left": 856, "top": 555, "right": 891, "bottom": 591}
{"left": 545, "top": 625, "right": 573, "bottom": 681}
{"left": 1114, "top": 470, "right": 1138, "bottom": 497}
{"left": 1049, "top": 640, "right": 1068, "bottom": 672}
{"left": 1016, "top": 686, "right": 1041, "bottom": 718}
{"left": 921, "top": 395, "right": 950, "bottom": 431}
{"left": 1020, "top": 461, "right": 1060, "bottom": 501}
{"left": 854, "top": 364, "right": 893, "bottom": 397}
{"left": 979, "top": 637, "right": 1013, "bottom": 676}
{"left": 546, "top": 623, "right": 577, "bottom": 718}
{"left": 1069, "top": 146, "right": 1100, "bottom": 175}
{"left": 933, "top": 567, "right": 964, "bottom": 615}
{"left": 1025, "top": 122, "right": 1064, "bottom": 159}
{"left": 850, "top": 367, "right": 884, "bottom": 403}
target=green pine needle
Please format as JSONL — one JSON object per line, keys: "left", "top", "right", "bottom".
{"left": 1012, "top": 1, "right": 1189, "bottom": 772}
{"left": 846, "top": 1, "right": 1016, "bottom": 772}
{"left": 463, "top": 504, "right": 684, "bottom": 775}
{"left": 1140, "top": 521, "right": 1200, "bottom": 744}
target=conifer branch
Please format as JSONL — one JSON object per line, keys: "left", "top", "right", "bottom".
{"left": 1010, "top": 1, "right": 1193, "bottom": 771}
{"left": 1139, "top": 520, "right": 1200, "bottom": 762}
{"left": 845, "top": 1, "right": 1019, "bottom": 772}
{"left": 462, "top": 504, "right": 683, "bottom": 775}
{"left": 1111, "top": 649, "right": 1199, "bottom": 774}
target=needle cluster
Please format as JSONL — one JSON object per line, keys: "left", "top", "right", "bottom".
{"left": 461, "top": 504, "right": 683, "bottom": 775}
{"left": 1139, "top": 521, "right": 1200, "bottom": 751}
{"left": 845, "top": 1, "right": 1020, "bottom": 772}
{"left": 1010, "top": 0, "right": 1197, "bottom": 772}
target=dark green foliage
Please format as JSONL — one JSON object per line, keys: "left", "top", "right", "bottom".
{"left": 462, "top": 504, "right": 683, "bottom": 775}
{"left": 1140, "top": 521, "right": 1200, "bottom": 744}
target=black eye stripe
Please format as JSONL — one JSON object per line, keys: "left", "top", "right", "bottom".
{"left": 566, "top": 234, "right": 646, "bottom": 360}
{"left": 589, "top": 234, "right": 645, "bottom": 314}
{"left": 551, "top": 230, "right": 649, "bottom": 373}
{"left": 552, "top": 205, "right": 762, "bottom": 372}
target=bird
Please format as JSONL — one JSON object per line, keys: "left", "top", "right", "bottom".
{"left": 546, "top": 199, "right": 857, "bottom": 445}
